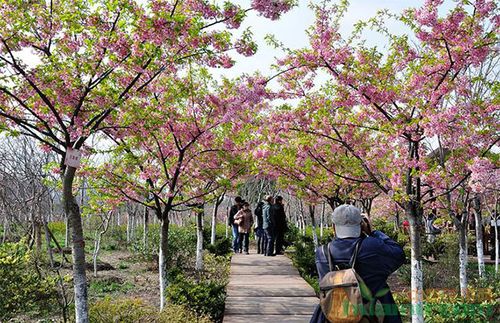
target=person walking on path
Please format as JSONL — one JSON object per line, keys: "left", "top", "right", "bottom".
{"left": 254, "top": 201, "right": 266, "bottom": 254}
{"left": 234, "top": 202, "right": 254, "bottom": 254}
{"left": 273, "top": 196, "right": 288, "bottom": 255}
{"left": 229, "top": 196, "right": 243, "bottom": 253}
{"left": 263, "top": 195, "right": 276, "bottom": 256}
{"left": 310, "top": 204, "right": 406, "bottom": 323}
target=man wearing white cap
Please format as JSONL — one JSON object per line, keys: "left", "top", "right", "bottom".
{"left": 310, "top": 204, "right": 405, "bottom": 323}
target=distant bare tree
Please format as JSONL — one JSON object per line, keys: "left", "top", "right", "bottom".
{"left": 0, "top": 136, "right": 59, "bottom": 247}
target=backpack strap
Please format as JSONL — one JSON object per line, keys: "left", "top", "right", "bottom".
{"left": 349, "top": 237, "right": 365, "bottom": 268}
{"left": 324, "top": 237, "right": 364, "bottom": 272}
{"left": 323, "top": 243, "right": 333, "bottom": 272}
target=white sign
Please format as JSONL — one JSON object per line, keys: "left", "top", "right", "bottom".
{"left": 64, "top": 148, "right": 82, "bottom": 168}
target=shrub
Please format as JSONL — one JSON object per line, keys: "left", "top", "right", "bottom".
{"left": 90, "top": 297, "right": 153, "bottom": 322}
{"left": 159, "top": 303, "right": 212, "bottom": 323}
{"left": 214, "top": 222, "right": 228, "bottom": 239}
{"left": 394, "top": 287, "right": 499, "bottom": 322}
{"left": 103, "top": 224, "right": 128, "bottom": 250}
{"left": 205, "top": 237, "right": 232, "bottom": 257}
{"left": 129, "top": 224, "right": 197, "bottom": 269}
{"left": 89, "top": 277, "right": 134, "bottom": 298}
{"left": 166, "top": 252, "right": 230, "bottom": 322}
{"left": 89, "top": 297, "right": 210, "bottom": 323}
{"left": 47, "top": 221, "right": 67, "bottom": 247}
{"left": 421, "top": 232, "right": 456, "bottom": 260}
{"left": 0, "top": 240, "right": 59, "bottom": 320}
{"left": 166, "top": 225, "right": 197, "bottom": 268}
{"left": 166, "top": 273, "right": 226, "bottom": 322}
{"left": 397, "top": 263, "right": 447, "bottom": 290}
{"left": 472, "top": 266, "right": 500, "bottom": 296}
{"left": 287, "top": 226, "right": 334, "bottom": 295}
{"left": 285, "top": 225, "right": 301, "bottom": 246}
{"left": 371, "top": 217, "right": 395, "bottom": 235}
{"left": 290, "top": 235, "right": 318, "bottom": 279}
{"left": 118, "top": 261, "right": 129, "bottom": 270}
{"left": 47, "top": 221, "right": 66, "bottom": 236}
{"left": 202, "top": 252, "right": 231, "bottom": 286}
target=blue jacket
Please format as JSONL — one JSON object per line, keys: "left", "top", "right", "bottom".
{"left": 262, "top": 202, "right": 274, "bottom": 230}
{"left": 310, "top": 230, "right": 405, "bottom": 323}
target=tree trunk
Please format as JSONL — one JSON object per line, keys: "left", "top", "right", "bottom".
{"left": 495, "top": 216, "right": 499, "bottom": 274}
{"left": 93, "top": 212, "right": 112, "bottom": 278}
{"left": 408, "top": 213, "right": 424, "bottom": 323}
{"left": 210, "top": 204, "right": 217, "bottom": 246}
{"left": 364, "top": 198, "right": 373, "bottom": 216}
{"left": 65, "top": 215, "right": 70, "bottom": 248}
{"left": 299, "top": 200, "right": 306, "bottom": 236}
{"left": 211, "top": 194, "right": 224, "bottom": 245}
{"left": 458, "top": 220, "right": 468, "bottom": 297}
{"left": 225, "top": 215, "right": 229, "bottom": 239}
{"left": 43, "top": 216, "right": 55, "bottom": 268}
{"left": 159, "top": 215, "right": 170, "bottom": 310}
{"left": 394, "top": 208, "right": 400, "bottom": 232}
{"left": 63, "top": 166, "right": 89, "bottom": 323}
{"left": 143, "top": 206, "right": 149, "bottom": 251}
{"left": 117, "top": 210, "right": 121, "bottom": 226}
{"left": 444, "top": 191, "right": 469, "bottom": 298}
{"left": 2, "top": 215, "right": 7, "bottom": 243}
{"left": 126, "top": 212, "right": 131, "bottom": 243}
{"left": 473, "top": 196, "right": 485, "bottom": 278}
{"left": 309, "top": 205, "right": 318, "bottom": 247}
{"left": 405, "top": 140, "right": 424, "bottom": 323}
{"left": 196, "top": 207, "right": 204, "bottom": 271}
{"left": 320, "top": 202, "right": 325, "bottom": 238}
{"left": 34, "top": 219, "right": 42, "bottom": 255}
{"left": 93, "top": 235, "right": 101, "bottom": 278}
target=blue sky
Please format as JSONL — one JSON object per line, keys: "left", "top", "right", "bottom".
{"left": 215, "top": 0, "right": 457, "bottom": 79}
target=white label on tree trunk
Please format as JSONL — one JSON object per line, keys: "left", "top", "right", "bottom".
{"left": 64, "top": 148, "right": 82, "bottom": 168}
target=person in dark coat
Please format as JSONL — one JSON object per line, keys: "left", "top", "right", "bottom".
{"left": 228, "top": 196, "right": 243, "bottom": 252}
{"left": 273, "top": 196, "right": 287, "bottom": 255}
{"left": 310, "top": 204, "right": 405, "bottom": 323}
{"left": 262, "top": 195, "right": 275, "bottom": 256}
{"left": 254, "top": 201, "right": 266, "bottom": 254}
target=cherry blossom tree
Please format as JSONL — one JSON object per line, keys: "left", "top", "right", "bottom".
{"left": 251, "top": 113, "right": 382, "bottom": 246}
{"left": 90, "top": 69, "right": 271, "bottom": 309}
{"left": 468, "top": 156, "right": 500, "bottom": 273}
{"left": 0, "top": 0, "right": 294, "bottom": 320}
{"left": 268, "top": 0, "right": 498, "bottom": 321}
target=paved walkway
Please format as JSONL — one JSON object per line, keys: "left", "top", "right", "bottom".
{"left": 223, "top": 252, "right": 318, "bottom": 323}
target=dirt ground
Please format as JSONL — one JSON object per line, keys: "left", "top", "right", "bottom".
{"left": 85, "top": 249, "right": 160, "bottom": 307}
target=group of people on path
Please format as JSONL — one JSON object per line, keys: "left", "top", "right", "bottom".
{"left": 228, "top": 195, "right": 288, "bottom": 256}
{"left": 229, "top": 196, "right": 406, "bottom": 322}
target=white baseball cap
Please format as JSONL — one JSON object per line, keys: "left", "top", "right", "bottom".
{"left": 332, "top": 205, "right": 362, "bottom": 238}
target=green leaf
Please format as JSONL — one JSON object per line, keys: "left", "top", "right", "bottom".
{"left": 375, "top": 287, "right": 390, "bottom": 298}
{"left": 359, "top": 280, "right": 373, "bottom": 300}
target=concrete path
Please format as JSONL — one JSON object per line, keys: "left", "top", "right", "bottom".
{"left": 223, "top": 252, "right": 318, "bottom": 323}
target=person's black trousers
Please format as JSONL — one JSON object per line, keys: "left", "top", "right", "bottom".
{"left": 256, "top": 228, "right": 267, "bottom": 254}
{"left": 264, "top": 228, "right": 275, "bottom": 256}
{"left": 275, "top": 228, "right": 285, "bottom": 254}
{"left": 238, "top": 232, "right": 249, "bottom": 253}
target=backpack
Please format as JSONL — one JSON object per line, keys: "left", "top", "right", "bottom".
{"left": 319, "top": 239, "right": 384, "bottom": 323}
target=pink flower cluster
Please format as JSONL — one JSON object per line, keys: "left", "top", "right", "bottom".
{"left": 468, "top": 157, "right": 499, "bottom": 193}
{"left": 235, "top": 38, "right": 257, "bottom": 57}
{"left": 252, "top": 0, "right": 293, "bottom": 21}
{"left": 223, "top": 3, "right": 242, "bottom": 29}
{"left": 253, "top": 148, "right": 270, "bottom": 159}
